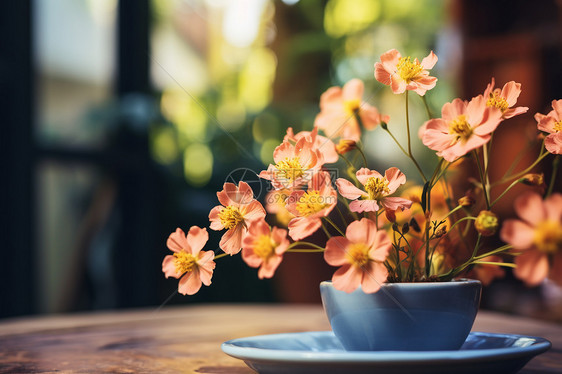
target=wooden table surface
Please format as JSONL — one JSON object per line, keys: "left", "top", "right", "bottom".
{"left": 0, "top": 304, "right": 560, "bottom": 373}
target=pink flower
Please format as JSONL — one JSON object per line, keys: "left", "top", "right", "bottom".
{"left": 265, "top": 188, "right": 294, "bottom": 227}
{"left": 374, "top": 49, "right": 438, "bottom": 96}
{"left": 242, "top": 218, "right": 290, "bottom": 279}
{"left": 284, "top": 127, "right": 339, "bottom": 164}
{"left": 420, "top": 96, "right": 503, "bottom": 162}
{"left": 162, "top": 227, "right": 215, "bottom": 295}
{"left": 209, "top": 182, "right": 266, "bottom": 255}
{"left": 535, "top": 99, "right": 562, "bottom": 154}
{"left": 259, "top": 137, "right": 324, "bottom": 190}
{"left": 500, "top": 192, "right": 562, "bottom": 286}
{"left": 286, "top": 171, "right": 338, "bottom": 240}
{"left": 324, "top": 218, "right": 391, "bottom": 293}
{"left": 336, "top": 167, "right": 412, "bottom": 214}
{"left": 314, "top": 78, "right": 389, "bottom": 141}
{"left": 483, "top": 78, "right": 528, "bottom": 119}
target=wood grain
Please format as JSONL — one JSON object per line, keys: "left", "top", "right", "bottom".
{"left": 0, "top": 305, "right": 560, "bottom": 373}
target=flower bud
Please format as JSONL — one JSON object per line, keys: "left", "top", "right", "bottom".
{"left": 521, "top": 173, "right": 544, "bottom": 187}
{"left": 402, "top": 222, "right": 410, "bottom": 234}
{"left": 458, "top": 195, "right": 475, "bottom": 207}
{"left": 434, "top": 226, "right": 447, "bottom": 238}
{"left": 409, "top": 218, "right": 421, "bottom": 232}
{"left": 336, "top": 139, "right": 357, "bottom": 155}
{"left": 474, "top": 210, "right": 499, "bottom": 237}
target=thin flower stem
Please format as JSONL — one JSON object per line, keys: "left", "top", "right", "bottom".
{"left": 494, "top": 144, "right": 550, "bottom": 186}
{"left": 324, "top": 216, "right": 345, "bottom": 236}
{"left": 404, "top": 91, "right": 428, "bottom": 183}
{"left": 214, "top": 253, "right": 229, "bottom": 260}
{"left": 287, "top": 241, "right": 325, "bottom": 251}
{"left": 382, "top": 126, "right": 428, "bottom": 183}
{"left": 472, "top": 261, "right": 516, "bottom": 268}
{"left": 473, "top": 244, "right": 514, "bottom": 260}
{"left": 321, "top": 221, "right": 332, "bottom": 238}
{"left": 287, "top": 248, "right": 325, "bottom": 253}
{"left": 483, "top": 142, "right": 491, "bottom": 200}
{"left": 421, "top": 95, "right": 432, "bottom": 119}
{"left": 547, "top": 155, "right": 560, "bottom": 197}
{"left": 473, "top": 150, "right": 491, "bottom": 209}
{"left": 355, "top": 146, "right": 369, "bottom": 168}
{"left": 490, "top": 178, "right": 523, "bottom": 207}
{"left": 338, "top": 195, "right": 360, "bottom": 220}
{"left": 501, "top": 138, "right": 544, "bottom": 181}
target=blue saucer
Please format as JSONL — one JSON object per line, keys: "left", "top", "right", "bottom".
{"left": 222, "top": 331, "right": 550, "bottom": 374}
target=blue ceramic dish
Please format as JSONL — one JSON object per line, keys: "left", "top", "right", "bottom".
{"left": 221, "top": 331, "right": 551, "bottom": 374}
{"left": 320, "top": 280, "right": 482, "bottom": 351}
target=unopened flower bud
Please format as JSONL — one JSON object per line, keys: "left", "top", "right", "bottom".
{"left": 402, "top": 222, "right": 410, "bottom": 234}
{"left": 474, "top": 210, "right": 499, "bottom": 237}
{"left": 336, "top": 139, "right": 357, "bottom": 155}
{"left": 434, "top": 226, "right": 447, "bottom": 238}
{"left": 380, "top": 121, "right": 388, "bottom": 130}
{"left": 409, "top": 218, "right": 421, "bottom": 232}
{"left": 392, "top": 223, "right": 400, "bottom": 232}
{"left": 521, "top": 173, "right": 544, "bottom": 187}
{"left": 458, "top": 195, "right": 475, "bottom": 207}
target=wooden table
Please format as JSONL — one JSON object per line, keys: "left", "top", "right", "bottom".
{"left": 0, "top": 304, "right": 560, "bottom": 373}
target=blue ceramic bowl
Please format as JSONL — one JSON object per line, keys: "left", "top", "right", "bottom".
{"left": 320, "top": 280, "right": 482, "bottom": 351}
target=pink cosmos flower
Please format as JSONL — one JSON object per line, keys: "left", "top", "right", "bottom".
{"left": 314, "top": 78, "right": 389, "bottom": 141}
{"left": 500, "top": 192, "right": 562, "bottom": 286}
{"left": 324, "top": 218, "right": 391, "bottom": 293}
{"left": 374, "top": 49, "right": 438, "bottom": 96}
{"left": 535, "top": 99, "right": 562, "bottom": 154}
{"left": 336, "top": 167, "right": 412, "bottom": 215}
{"left": 242, "top": 218, "right": 290, "bottom": 279}
{"left": 162, "top": 227, "right": 215, "bottom": 295}
{"left": 259, "top": 137, "right": 324, "bottom": 190}
{"left": 285, "top": 171, "right": 338, "bottom": 240}
{"left": 284, "top": 127, "right": 339, "bottom": 164}
{"left": 483, "top": 78, "right": 528, "bottom": 119}
{"left": 209, "top": 182, "right": 266, "bottom": 255}
{"left": 265, "top": 188, "right": 294, "bottom": 227}
{"left": 420, "top": 96, "right": 503, "bottom": 162}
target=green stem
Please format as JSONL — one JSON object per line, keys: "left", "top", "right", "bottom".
{"left": 472, "top": 261, "right": 516, "bottom": 268}
{"left": 355, "top": 146, "right": 368, "bottom": 168}
{"left": 324, "top": 216, "right": 345, "bottom": 236}
{"left": 490, "top": 178, "right": 523, "bottom": 207}
{"left": 494, "top": 148, "right": 550, "bottom": 187}
{"left": 473, "top": 150, "right": 491, "bottom": 209}
{"left": 287, "top": 241, "right": 325, "bottom": 251}
{"left": 421, "top": 95, "right": 432, "bottom": 119}
{"left": 287, "top": 248, "right": 325, "bottom": 253}
{"left": 382, "top": 126, "right": 427, "bottom": 182}
{"left": 473, "top": 244, "right": 513, "bottom": 260}
{"left": 214, "top": 253, "right": 229, "bottom": 260}
{"left": 547, "top": 155, "right": 560, "bottom": 197}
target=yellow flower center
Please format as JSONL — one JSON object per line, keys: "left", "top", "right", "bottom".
{"left": 448, "top": 114, "right": 473, "bottom": 143}
{"left": 296, "top": 190, "right": 330, "bottom": 216}
{"left": 275, "top": 157, "right": 305, "bottom": 183}
{"left": 396, "top": 56, "right": 423, "bottom": 83}
{"left": 253, "top": 234, "right": 276, "bottom": 260}
{"left": 486, "top": 90, "right": 509, "bottom": 112}
{"left": 554, "top": 121, "right": 562, "bottom": 133}
{"left": 173, "top": 251, "right": 197, "bottom": 275}
{"left": 219, "top": 206, "right": 244, "bottom": 230}
{"left": 364, "top": 177, "right": 390, "bottom": 200}
{"left": 347, "top": 243, "right": 370, "bottom": 268}
{"left": 534, "top": 220, "right": 562, "bottom": 254}
{"left": 344, "top": 99, "right": 361, "bottom": 116}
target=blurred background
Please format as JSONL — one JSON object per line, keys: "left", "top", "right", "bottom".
{"left": 1, "top": 0, "right": 561, "bottom": 320}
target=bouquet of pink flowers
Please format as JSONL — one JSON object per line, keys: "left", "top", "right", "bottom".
{"left": 162, "top": 49, "right": 562, "bottom": 296}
